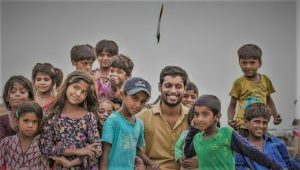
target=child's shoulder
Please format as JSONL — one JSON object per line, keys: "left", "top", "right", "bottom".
{"left": 1, "top": 134, "right": 17, "bottom": 144}
{"left": 219, "top": 127, "right": 234, "bottom": 135}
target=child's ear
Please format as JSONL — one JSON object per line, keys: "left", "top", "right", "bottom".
{"left": 119, "top": 91, "right": 126, "bottom": 99}
{"left": 259, "top": 60, "right": 262, "bottom": 67}
{"left": 158, "top": 83, "right": 162, "bottom": 93}
{"left": 215, "top": 113, "right": 222, "bottom": 121}
{"left": 71, "top": 60, "right": 76, "bottom": 66}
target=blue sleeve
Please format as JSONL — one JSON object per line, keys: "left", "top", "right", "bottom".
{"left": 231, "top": 131, "right": 282, "bottom": 170}
{"left": 235, "top": 152, "right": 249, "bottom": 170}
{"left": 137, "top": 119, "right": 145, "bottom": 148}
{"left": 184, "top": 126, "right": 198, "bottom": 158}
{"left": 276, "top": 140, "right": 300, "bottom": 170}
{"left": 101, "top": 116, "right": 115, "bottom": 144}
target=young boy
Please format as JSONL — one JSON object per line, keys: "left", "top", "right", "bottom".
{"left": 95, "top": 53, "right": 133, "bottom": 101}
{"left": 184, "top": 95, "right": 282, "bottom": 170}
{"left": 70, "top": 44, "right": 96, "bottom": 74}
{"left": 100, "top": 77, "right": 159, "bottom": 170}
{"left": 93, "top": 39, "right": 119, "bottom": 82}
{"left": 236, "top": 103, "right": 299, "bottom": 170}
{"left": 182, "top": 81, "right": 199, "bottom": 108}
{"left": 227, "top": 44, "right": 282, "bottom": 136}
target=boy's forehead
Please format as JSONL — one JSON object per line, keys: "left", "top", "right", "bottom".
{"left": 250, "top": 116, "right": 269, "bottom": 122}
{"left": 239, "top": 58, "right": 260, "bottom": 62}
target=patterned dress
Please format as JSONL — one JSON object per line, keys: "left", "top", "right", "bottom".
{"left": 0, "top": 135, "right": 48, "bottom": 169}
{"left": 40, "top": 112, "right": 101, "bottom": 170}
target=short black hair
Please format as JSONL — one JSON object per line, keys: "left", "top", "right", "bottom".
{"left": 159, "top": 66, "right": 188, "bottom": 86}
{"left": 244, "top": 103, "right": 271, "bottom": 121}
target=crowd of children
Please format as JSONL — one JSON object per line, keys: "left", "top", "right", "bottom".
{"left": 0, "top": 40, "right": 299, "bottom": 170}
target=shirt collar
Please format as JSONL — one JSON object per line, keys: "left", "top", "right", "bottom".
{"left": 152, "top": 102, "right": 189, "bottom": 117}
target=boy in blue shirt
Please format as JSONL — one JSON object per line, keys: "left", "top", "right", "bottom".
{"left": 100, "top": 77, "right": 159, "bottom": 170}
{"left": 236, "top": 103, "right": 299, "bottom": 170}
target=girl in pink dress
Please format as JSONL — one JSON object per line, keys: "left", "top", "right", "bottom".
{"left": 32, "top": 63, "right": 63, "bottom": 112}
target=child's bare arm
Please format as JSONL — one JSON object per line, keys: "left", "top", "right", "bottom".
{"left": 100, "top": 142, "right": 111, "bottom": 170}
{"left": 136, "top": 148, "right": 159, "bottom": 170}
{"left": 50, "top": 156, "right": 81, "bottom": 168}
{"left": 63, "top": 143, "right": 100, "bottom": 157}
{"left": 227, "top": 97, "right": 239, "bottom": 130}
{"left": 266, "top": 95, "right": 282, "bottom": 125}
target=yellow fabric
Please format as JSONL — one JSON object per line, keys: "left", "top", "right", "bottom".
{"left": 137, "top": 103, "right": 189, "bottom": 170}
{"left": 229, "top": 74, "right": 275, "bottom": 129}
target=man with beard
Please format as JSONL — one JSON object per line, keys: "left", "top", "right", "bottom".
{"left": 137, "top": 66, "right": 197, "bottom": 170}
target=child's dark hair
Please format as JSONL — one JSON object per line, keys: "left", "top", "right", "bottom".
{"left": 2, "top": 75, "right": 34, "bottom": 110}
{"left": 159, "top": 66, "right": 188, "bottom": 87}
{"left": 70, "top": 44, "right": 96, "bottom": 62}
{"left": 16, "top": 101, "right": 43, "bottom": 121}
{"left": 244, "top": 103, "right": 272, "bottom": 121}
{"left": 192, "top": 95, "right": 221, "bottom": 116}
{"left": 186, "top": 81, "right": 198, "bottom": 96}
{"left": 111, "top": 97, "right": 122, "bottom": 108}
{"left": 95, "top": 39, "right": 119, "bottom": 57}
{"left": 32, "top": 63, "right": 64, "bottom": 89}
{"left": 238, "top": 44, "right": 262, "bottom": 61}
{"left": 111, "top": 54, "right": 134, "bottom": 77}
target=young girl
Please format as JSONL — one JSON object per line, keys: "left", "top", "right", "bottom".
{"left": 32, "top": 63, "right": 63, "bottom": 112}
{"left": 184, "top": 95, "right": 282, "bottom": 170}
{"left": 0, "top": 75, "right": 34, "bottom": 141}
{"left": 98, "top": 99, "right": 114, "bottom": 136}
{"left": 40, "top": 71, "right": 101, "bottom": 170}
{"left": 0, "top": 101, "right": 47, "bottom": 169}
{"left": 182, "top": 81, "right": 198, "bottom": 108}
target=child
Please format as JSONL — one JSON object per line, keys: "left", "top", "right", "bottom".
{"left": 109, "top": 54, "right": 134, "bottom": 98}
{"left": 227, "top": 44, "right": 282, "bottom": 137}
{"left": 32, "top": 63, "right": 63, "bottom": 112}
{"left": 40, "top": 71, "right": 101, "bottom": 170}
{"left": 184, "top": 95, "right": 282, "bottom": 170}
{"left": 98, "top": 99, "right": 115, "bottom": 136}
{"left": 0, "top": 75, "right": 34, "bottom": 141}
{"left": 175, "top": 109, "right": 198, "bottom": 170}
{"left": 100, "top": 77, "right": 158, "bottom": 170}
{"left": 0, "top": 101, "right": 47, "bottom": 169}
{"left": 93, "top": 39, "right": 119, "bottom": 82}
{"left": 182, "top": 81, "right": 198, "bottom": 108}
{"left": 96, "top": 54, "right": 134, "bottom": 101}
{"left": 98, "top": 99, "right": 114, "bottom": 125}
{"left": 70, "top": 44, "right": 96, "bottom": 74}
{"left": 236, "top": 103, "right": 299, "bottom": 170}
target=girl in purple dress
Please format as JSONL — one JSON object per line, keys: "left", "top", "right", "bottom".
{"left": 0, "top": 101, "right": 47, "bottom": 169}
{"left": 40, "top": 71, "right": 101, "bottom": 170}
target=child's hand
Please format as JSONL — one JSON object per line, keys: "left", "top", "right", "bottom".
{"left": 109, "top": 74, "right": 119, "bottom": 86}
{"left": 135, "top": 156, "right": 146, "bottom": 170}
{"left": 228, "top": 120, "right": 240, "bottom": 130}
{"left": 273, "top": 114, "right": 282, "bottom": 125}
{"left": 50, "top": 156, "right": 73, "bottom": 168}
{"left": 181, "top": 157, "right": 198, "bottom": 169}
{"left": 75, "top": 143, "right": 101, "bottom": 157}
